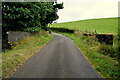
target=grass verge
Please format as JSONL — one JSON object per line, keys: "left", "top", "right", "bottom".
{"left": 2, "top": 31, "right": 54, "bottom": 78}
{"left": 60, "top": 32, "right": 119, "bottom": 78}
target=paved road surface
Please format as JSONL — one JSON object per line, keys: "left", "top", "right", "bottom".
{"left": 11, "top": 33, "right": 101, "bottom": 78}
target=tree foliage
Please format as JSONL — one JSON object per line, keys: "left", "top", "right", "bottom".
{"left": 2, "top": 2, "right": 64, "bottom": 32}
{"left": 2, "top": 2, "right": 63, "bottom": 50}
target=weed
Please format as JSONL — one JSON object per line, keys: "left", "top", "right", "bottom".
{"left": 60, "top": 32, "right": 119, "bottom": 78}
{"left": 2, "top": 31, "right": 54, "bottom": 78}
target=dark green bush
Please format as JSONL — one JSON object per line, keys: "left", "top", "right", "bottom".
{"left": 50, "top": 27, "right": 74, "bottom": 33}
{"left": 98, "top": 43, "right": 118, "bottom": 58}
{"left": 24, "top": 26, "right": 41, "bottom": 32}
{"left": 2, "top": 2, "right": 64, "bottom": 32}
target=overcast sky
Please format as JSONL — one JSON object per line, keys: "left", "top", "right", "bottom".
{"left": 57, "top": 0, "right": 119, "bottom": 23}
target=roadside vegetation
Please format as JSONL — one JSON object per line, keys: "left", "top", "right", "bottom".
{"left": 2, "top": 2, "right": 63, "bottom": 49}
{"left": 52, "top": 17, "right": 118, "bottom": 34}
{"left": 2, "top": 31, "right": 54, "bottom": 78}
{"left": 60, "top": 32, "right": 119, "bottom": 78}
{"left": 51, "top": 17, "right": 119, "bottom": 78}
{"left": 2, "top": 2, "right": 63, "bottom": 78}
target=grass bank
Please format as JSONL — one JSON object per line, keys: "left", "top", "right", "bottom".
{"left": 2, "top": 31, "right": 54, "bottom": 78}
{"left": 60, "top": 32, "right": 119, "bottom": 78}
{"left": 52, "top": 17, "right": 118, "bottom": 34}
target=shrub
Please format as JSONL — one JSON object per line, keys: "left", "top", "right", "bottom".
{"left": 24, "top": 26, "right": 41, "bottom": 32}
{"left": 98, "top": 43, "right": 118, "bottom": 58}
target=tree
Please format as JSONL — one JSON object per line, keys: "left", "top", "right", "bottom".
{"left": 2, "top": 2, "right": 63, "bottom": 32}
{"left": 2, "top": 2, "right": 64, "bottom": 50}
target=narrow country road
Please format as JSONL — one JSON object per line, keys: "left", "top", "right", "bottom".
{"left": 11, "top": 33, "right": 101, "bottom": 78}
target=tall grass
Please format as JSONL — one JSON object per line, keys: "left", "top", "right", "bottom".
{"left": 61, "top": 31, "right": 119, "bottom": 78}
{"left": 2, "top": 31, "right": 54, "bottom": 78}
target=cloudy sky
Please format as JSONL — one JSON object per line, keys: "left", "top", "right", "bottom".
{"left": 57, "top": 0, "right": 119, "bottom": 23}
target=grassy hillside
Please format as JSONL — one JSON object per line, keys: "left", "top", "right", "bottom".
{"left": 52, "top": 17, "right": 118, "bottom": 34}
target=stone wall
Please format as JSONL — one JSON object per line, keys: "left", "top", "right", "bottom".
{"left": 8, "top": 31, "right": 33, "bottom": 42}
{"left": 83, "top": 33, "right": 114, "bottom": 45}
{"left": 96, "top": 34, "right": 114, "bottom": 45}
{"left": 2, "top": 31, "right": 33, "bottom": 50}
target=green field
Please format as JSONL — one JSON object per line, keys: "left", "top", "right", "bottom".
{"left": 52, "top": 17, "right": 118, "bottom": 34}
